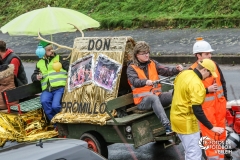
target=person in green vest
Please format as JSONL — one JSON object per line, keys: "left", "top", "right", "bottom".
{"left": 31, "top": 40, "right": 69, "bottom": 124}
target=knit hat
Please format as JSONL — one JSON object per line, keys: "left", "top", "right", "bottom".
{"left": 39, "top": 40, "right": 50, "bottom": 48}
{"left": 198, "top": 59, "right": 218, "bottom": 78}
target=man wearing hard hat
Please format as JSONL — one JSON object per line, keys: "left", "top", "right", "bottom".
{"left": 189, "top": 38, "right": 227, "bottom": 160}
{"left": 171, "top": 59, "right": 225, "bottom": 160}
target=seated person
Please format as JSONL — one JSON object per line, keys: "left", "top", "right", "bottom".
{"left": 127, "top": 41, "right": 183, "bottom": 134}
{"left": 0, "top": 60, "right": 17, "bottom": 109}
{"left": 31, "top": 40, "right": 69, "bottom": 123}
{"left": 0, "top": 40, "right": 28, "bottom": 87}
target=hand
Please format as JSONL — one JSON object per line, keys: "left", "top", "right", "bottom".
{"left": 208, "top": 83, "right": 218, "bottom": 93}
{"left": 146, "top": 80, "right": 153, "bottom": 86}
{"left": 211, "top": 127, "right": 225, "bottom": 134}
{"left": 37, "top": 73, "right": 43, "bottom": 80}
{"left": 176, "top": 64, "right": 183, "bottom": 71}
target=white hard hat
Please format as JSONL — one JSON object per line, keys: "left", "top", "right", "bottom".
{"left": 224, "top": 132, "right": 240, "bottom": 149}
{"left": 193, "top": 37, "right": 214, "bottom": 54}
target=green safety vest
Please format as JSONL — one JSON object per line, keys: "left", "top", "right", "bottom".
{"left": 37, "top": 55, "right": 67, "bottom": 91}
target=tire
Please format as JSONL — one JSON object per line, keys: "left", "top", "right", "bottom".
{"left": 80, "top": 132, "right": 108, "bottom": 158}
{"left": 57, "top": 123, "right": 68, "bottom": 138}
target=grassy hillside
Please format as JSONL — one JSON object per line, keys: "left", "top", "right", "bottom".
{"left": 1, "top": 0, "right": 240, "bottom": 29}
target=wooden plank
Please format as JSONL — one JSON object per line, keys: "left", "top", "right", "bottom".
{"left": 126, "top": 106, "right": 152, "bottom": 114}
{"left": 0, "top": 109, "right": 9, "bottom": 113}
{"left": 126, "top": 106, "right": 138, "bottom": 112}
{"left": 0, "top": 109, "right": 19, "bottom": 114}
{"left": 106, "top": 93, "right": 134, "bottom": 111}
{"left": 133, "top": 109, "right": 151, "bottom": 114}
{"left": 106, "top": 112, "right": 153, "bottom": 125}
{"left": 3, "top": 81, "right": 42, "bottom": 102}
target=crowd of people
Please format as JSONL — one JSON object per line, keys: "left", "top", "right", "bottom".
{"left": 0, "top": 40, "right": 68, "bottom": 127}
{"left": 0, "top": 37, "right": 229, "bottom": 159}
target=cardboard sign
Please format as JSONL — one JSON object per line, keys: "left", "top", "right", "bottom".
{"left": 52, "top": 37, "right": 135, "bottom": 125}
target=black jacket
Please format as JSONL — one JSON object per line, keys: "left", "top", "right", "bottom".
{"left": 2, "top": 52, "right": 28, "bottom": 87}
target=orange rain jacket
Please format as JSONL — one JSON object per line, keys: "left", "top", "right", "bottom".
{"left": 190, "top": 61, "right": 227, "bottom": 159}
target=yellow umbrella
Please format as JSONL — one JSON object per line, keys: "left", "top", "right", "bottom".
{"left": 0, "top": 5, "right": 100, "bottom": 36}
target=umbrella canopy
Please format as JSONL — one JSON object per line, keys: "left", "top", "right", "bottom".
{"left": 0, "top": 5, "right": 100, "bottom": 36}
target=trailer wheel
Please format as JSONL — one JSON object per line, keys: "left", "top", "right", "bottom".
{"left": 80, "top": 132, "right": 108, "bottom": 158}
{"left": 57, "top": 123, "right": 68, "bottom": 138}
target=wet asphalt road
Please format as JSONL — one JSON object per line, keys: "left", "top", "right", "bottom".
{"left": 2, "top": 28, "right": 240, "bottom": 55}
{"left": 24, "top": 62, "right": 240, "bottom": 160}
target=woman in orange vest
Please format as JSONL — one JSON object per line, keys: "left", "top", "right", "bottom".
{"left": 127, "top": 41, "right": 183, "bottom": 135}
{"left": 190, "top": 38, "right": 227, "bottom": 160}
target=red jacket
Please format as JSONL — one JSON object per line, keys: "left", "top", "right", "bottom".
{"left": 2, "top": 49, "right": 20, "bottom": 76}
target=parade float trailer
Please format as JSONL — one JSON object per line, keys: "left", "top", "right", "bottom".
{"left": 38, "top": 34, "right": 180, "bottom": 158}
{"left": 0, "top": 81, "right": 58, "bottom": 147}
{"left": 0, "top": 32, "right": 180, "bottom": 158}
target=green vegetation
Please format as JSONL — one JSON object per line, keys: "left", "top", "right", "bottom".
{"left": 1, "top": 0, "right": 240, "bottom": 29}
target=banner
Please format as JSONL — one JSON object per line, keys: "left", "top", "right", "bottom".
{"left": 52, "top": 37, "right": 135, "bottom": 125}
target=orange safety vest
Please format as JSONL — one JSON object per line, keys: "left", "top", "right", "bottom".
{"left": 190, "top": 62, "right": 225, "bottom": 105}
{"left": 128, "top": 60, "right": 161, "bottom": 105}
{"left": 190, "top": 61, "right": 226, "bottom": 159}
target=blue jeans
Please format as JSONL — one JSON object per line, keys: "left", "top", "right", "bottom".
{"left": 41, "top": 87, "right": 64, "bottom": 121}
